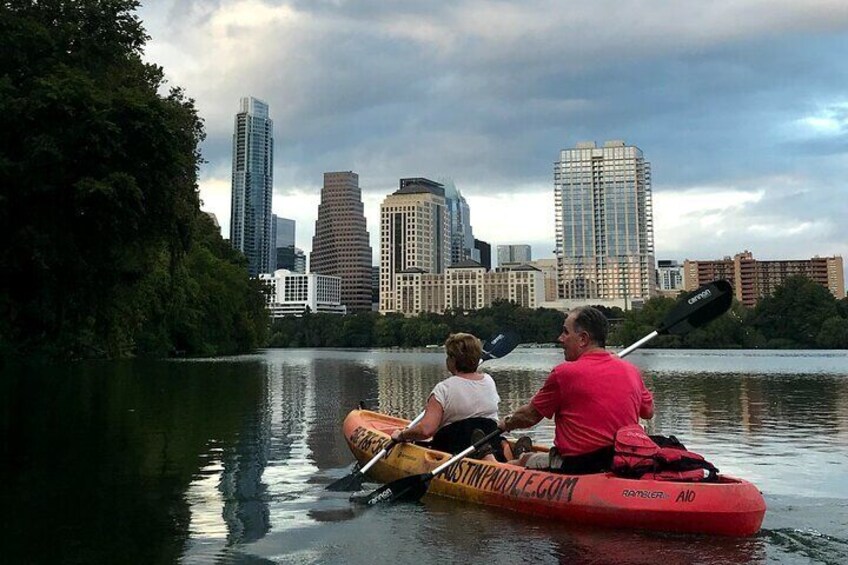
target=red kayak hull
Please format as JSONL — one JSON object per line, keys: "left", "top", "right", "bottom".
{"left": 343, "top": 410, "right": 766, "bottom": 536}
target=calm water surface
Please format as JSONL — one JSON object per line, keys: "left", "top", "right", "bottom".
{"left": 2, "top": 348, "right": 848, "bottom": 564}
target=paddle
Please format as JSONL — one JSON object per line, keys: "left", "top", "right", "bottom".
{"left": 326, "top": 329, "right": 521, "bottom": 492}
{"left": 354, "top": 279, "right": 734, "bottom": 506}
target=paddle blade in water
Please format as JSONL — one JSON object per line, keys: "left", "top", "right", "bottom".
{"left": 351, "top": 474, "right": 431, "bottom": 506}
{"left": 326, "top": 469, "right": 364, "bottom": 492}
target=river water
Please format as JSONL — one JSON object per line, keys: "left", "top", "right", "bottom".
{"left": 2, "top": 348, "right": 847, "bottom": 564}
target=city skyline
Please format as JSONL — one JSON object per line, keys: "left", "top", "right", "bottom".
{"left": 140, "top": 2, "right": 847, "bottom": 278}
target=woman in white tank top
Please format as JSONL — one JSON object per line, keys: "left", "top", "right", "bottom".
{"left": 390, "top": 333, "right": 502, "bottom": 461}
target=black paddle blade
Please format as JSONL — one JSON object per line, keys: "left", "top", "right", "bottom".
{"left": 659, "top": 279, "right": 733, "bottom": 336}
{"left": 351, "top": 473, "right": 432, "bottom": 506}
{"left": 481, "top": 330, "right": 520, "bottom": 362}
{"left": 326, "top": 469, "right": 364, "bottom": 492}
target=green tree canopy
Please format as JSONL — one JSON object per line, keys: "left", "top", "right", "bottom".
{"left": 751, "top": 276, "right": 839, "bottom": 348}
{"left": 0, "top": 1, "right": 267, "bottom": 358}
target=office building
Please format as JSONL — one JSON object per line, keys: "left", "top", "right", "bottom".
{"left": 259, "top": 269, "right": 345, "bottom": 318}
{"left": 379, "top": 178, "right": 449, "bottom": 313}
{"left": 371, "top": 266, "right": 380, "bottom": 310}
{"left": 505, "top": 258, "right": 558, "bottom": 302}
{"left": 310, "top": 171, "right": 373, "bottom": 312}
{"left": 474, "top": 239, "right": 492, "bottom": 271}
{"left": 497, "top": 244, "right": 532, "bottom": 267}
{"left": 554, "top": 140, "right": 656, "bottom": 304}
{"left": 657, "top": 260, "right": 684, "bottom": 294}
{"left": 276, "top": 245, "right": 306, "bottom": 274}
{"left": 683, "top": 251, "right": 845, "bottom": 307}
{"left": 271, "top": 215, "right": 296, "bottom": 271}
{"left": 393, "top": 261, "right": 544, "bottom": 315}
{"left": 230, "top": 97, "right": 274, "bottom": 276}
{"left": 441, "top": 179, "right": 477, "bottom": 265}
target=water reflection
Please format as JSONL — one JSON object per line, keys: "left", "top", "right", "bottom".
{"left": 2, "top": 349, "right": 848, "bottom": 564}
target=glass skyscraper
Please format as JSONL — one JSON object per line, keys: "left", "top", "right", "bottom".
{"left": 440, "top": 179, "right": 477, "bottom": 265}
{"left": 554, "top": 140, "right": 656, "bottom": 302}
{"left": 230, "top": 97, "right": 274, "bottom": 276}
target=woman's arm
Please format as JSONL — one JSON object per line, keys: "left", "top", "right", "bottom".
{"left": 392, "top": 395, "right": 443, "bottom": 441}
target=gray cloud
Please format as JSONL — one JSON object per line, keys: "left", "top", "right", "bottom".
{"left": 139, "top": 0, "right": 848, "bottom": 271}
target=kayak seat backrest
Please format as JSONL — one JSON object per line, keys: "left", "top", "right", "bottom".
{"left": 430, "top": 417, "right": 505, "bottom": 461}
{"left": 612, "top": 424, "right": 719, "bottom": 482}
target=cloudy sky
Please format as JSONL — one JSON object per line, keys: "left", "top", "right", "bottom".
{"left": 139, "top": 0, "right": 848, "bottom": 274}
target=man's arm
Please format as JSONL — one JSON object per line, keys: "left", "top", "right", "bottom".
{"left": 500, "top": 403, "right": 544, "bottom": 432}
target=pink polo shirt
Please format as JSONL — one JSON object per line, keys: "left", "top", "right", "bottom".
{"left": 531, "top": 350, "right": 653, "bottom": 456}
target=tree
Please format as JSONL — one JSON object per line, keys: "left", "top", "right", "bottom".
{"left": 0, "top": 1, "right": 268, "bottom": 358}
{"left": 751, "top": 276, "right": 839, "bottom": 348}
{"left": 816, "top": 317, "right": 848, "bottom": 349}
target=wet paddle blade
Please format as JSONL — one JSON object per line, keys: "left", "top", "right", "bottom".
{"left": 326, "top": 469, "right": 364, "bottom": 492}
{"left": 481, "top": 330, "right": 520, "bottom": 362}
{"left": 352, "top": 473, "right": 432, "bottom": 506}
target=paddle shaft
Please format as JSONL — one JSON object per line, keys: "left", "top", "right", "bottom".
{"left": 358, "top": 411, "right": 426, "bottom": 475}
{"left": 616, "top": 330, "right": 658, "bottom": 358}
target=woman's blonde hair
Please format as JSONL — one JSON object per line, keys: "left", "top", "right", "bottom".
{"left": 444, "top": 333, "right": 482, "bottom": 373}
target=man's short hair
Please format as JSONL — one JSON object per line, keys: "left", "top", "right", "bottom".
{"left": 570, "top": 306, "right": 608, "bottom": 347}
{"left": 444, "top": 333, "right": 482, "bottom": 373}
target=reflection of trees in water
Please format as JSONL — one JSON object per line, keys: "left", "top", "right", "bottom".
{"left": 373, "top": 362, "right": 547, "bottom": 420}
{"left": 307, "top": 358, "right": 378, "bottom": 469}
{"left": 489, "top": 369, "right": 548, "bottom": 414}
{"left": 0, "top": 360, "right": 269, "bottom": 563}
{"left": 646, "top": 372, "right": 848, "bottom": 440}
{"left": 375, "top": 361, "right": 445, "bottom": 418}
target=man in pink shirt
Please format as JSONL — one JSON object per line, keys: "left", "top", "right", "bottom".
{"left": 499, "top": 306, "right": 654, "bottom": 473}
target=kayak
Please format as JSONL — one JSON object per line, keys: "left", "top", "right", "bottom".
{"left": 343, "top": 409, "right": 766, "bottom": 537}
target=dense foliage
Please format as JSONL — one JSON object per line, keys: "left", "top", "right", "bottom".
{"left": 610, "top": 276, "right": 848, "bottom": 349}
{"left": 0, "top": 0, "right": 268, "bottom": 358}
{"left": 269, "top": 302, "right": 568, "bottom": 348}
{"left": 270, "top": 276, "right": 847, "bottom": 350}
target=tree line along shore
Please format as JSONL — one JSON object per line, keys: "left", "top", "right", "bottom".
{"left": 269, "top": 276, "right": 848, "bottom": 351}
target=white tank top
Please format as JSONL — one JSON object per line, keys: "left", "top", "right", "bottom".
{"left": 430, "top": 373, "right": 500, "bottom": 428}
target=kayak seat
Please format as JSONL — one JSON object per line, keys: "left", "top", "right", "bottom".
{"left": 431, "top": 417, "right": 506, "bottom": 461}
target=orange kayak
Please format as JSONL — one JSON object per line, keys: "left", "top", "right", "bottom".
{"left": 343, "top": 409, "right": 766, "bottom": 536}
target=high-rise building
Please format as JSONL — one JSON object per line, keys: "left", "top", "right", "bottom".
{"left": 497, "top": 244, "right": 532, "bottom": 267}
{"left": 657, "top": 260, "right": 684, "bottom": 292}
{"left": 276, "top": 245, "right": 306, "bottom": 273}
{"left": 554, "top": 140, "right": 656, "bottom": 304}
{"left": 379, "top": 178, "right": 449, "bottom": 313}
{"left": 683, "top": 251, "right": 845, "bottom": 307}
{"left": 310, "top": 171, "right": 373, "bottom": 312}
{"left": 441, "top": 179, "right": 476, "bottom": 265}
{"left": 474, "top": 238, "right": 492, "bottom": 271}
{"left": 230, "top": 97, "right": 274, "bottom": 276}
{"left": 371, "top": 266, "right": 380, "bottom": 310}
{"left": 271, "top": 215, "right": 296, "bottom": 271}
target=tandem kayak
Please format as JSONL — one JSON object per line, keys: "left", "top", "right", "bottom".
{"left": 343, "top": 409, "right": 766, "bottom": 537}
